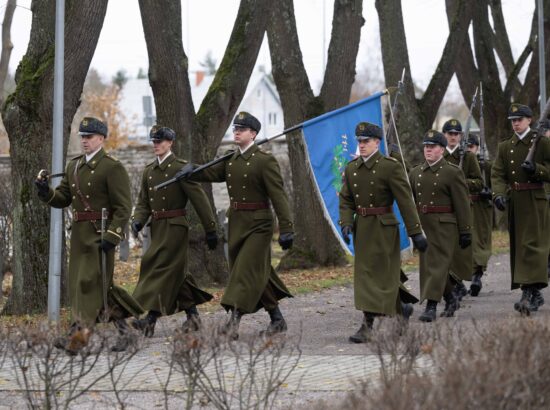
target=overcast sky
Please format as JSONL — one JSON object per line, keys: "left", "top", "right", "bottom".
{"left": 9, "top": 0, "right": 535, "bottom": 95}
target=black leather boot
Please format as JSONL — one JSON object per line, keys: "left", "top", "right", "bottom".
{"left": 530, "top": 288, "right": 545, "bottom": 311}
{"left": 441, "top": 290, "right": 460, "bottom": 317}
{"left": 514, "top": 287, "right": 534, "bottom": 316}
{"left": 131, "top": 311, "right": 160, "bottom": 337}
{"left": 401, "top": 302, "right": 414, "bottom": 321}
{"left": 453, "top": 281, "right": 468, "bottom": 301}
{"left": 260, "top": 306, "right": 288, "bottom": 337}
{"left": 470, "top": 268, "right": 483, "bottom": 297}
{"left": 112, "top": 319, "right": 131, "bottom": 352}
{"left": 349, "top": 312, "right": 375, "bottom": 343}
{"left": 220, "top": 309, "right": 242, "bottom": 340}
{"left": 181, "top": 305, "right": 201, "bottom": 333}
{"left": 419, "top": 300, "right": 437, "bottom": 322}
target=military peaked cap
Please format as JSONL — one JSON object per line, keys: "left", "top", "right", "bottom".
{"left": 355, "top": 122, "right": 382, "bottom": 140}
{"left": 150, "top": 125, "right": 176, "bottom": 141}
{"left": 79, "top": 117, "right": 108, "bottom": 137}
{"left": 538, "top": 118, "right": 550, "bottom": 131}
{"left": 423, "top": 129, "right": 447, "bottom": 147}
{"left": 233, "top": 111, "right": 261, "bottom": 132}
{"left": 508, "top": 103, "right": 533, "bottom": 119}
{"left": 467, "top": 135, "right": 480, "bottom": 146}
{"left": 442, "top": 119, "right": 462, "bottom": 133}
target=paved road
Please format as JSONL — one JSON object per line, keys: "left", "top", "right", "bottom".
{"left": 1, "top": 252, "right": 548, "bottom": 408}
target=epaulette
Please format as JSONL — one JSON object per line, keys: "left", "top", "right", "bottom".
{"left": 257, "top": 148, "right": 272, "bottom": 155}
{"left": 105, "top": 154, "right": 120, "bottom": 162}
{"left": 448, "top": 162, "right": 460, "bottom": 169}
{"left": 383, "top": 156, "right": 398, "bottom": 162}
{"left": 349, "top": 156, "right": 360, "bottom": 164}
{"left": 145, "top": 159, "right": 157, "bottom": 167}
{"left": 69, "top": 154, "right": 84, "bottom": 162}
{"left": 175, "top": 158, "right": 189, "bottom": 165}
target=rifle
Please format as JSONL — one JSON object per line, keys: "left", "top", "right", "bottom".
{"left": 386, "top": 68, "right": 406, "bottom": 154}
{"left": 522, "top": 120, "right": 547, "bottom": 169}
{"left": 478, "top": 83, "right": 487, "bottom": 186}
{"left": 459, "top": 86, "right": 478, "bottom": 169}
{"left": 154, "top": 123, "right": 304, "bottom": 191}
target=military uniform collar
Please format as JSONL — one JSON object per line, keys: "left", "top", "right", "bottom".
{"left": 511, "top": 130, "right": 533, "bottom": 146}
{"left": 234, "top": 143, "right": 259, "bottom": 160}
{"left": 422, "top": 157, "right": 446, "bottom": 172}
{"left": 155, "top": 152, "right": 175, "bottom": 170}
{"left": 84, "top": 147, "right": 106, "bottom": 169}
{"left": 356, "top": 150, "right": 382, "bottom": 169}
{"left": 444, "top": 147, "right": 459, "bottom": 159}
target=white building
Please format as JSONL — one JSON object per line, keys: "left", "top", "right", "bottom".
{"left": 119, "top": 71, "right": 284, "bottom": 144}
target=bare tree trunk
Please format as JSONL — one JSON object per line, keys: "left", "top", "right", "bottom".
{"left": 138, "top": 0, "right": 271, "bottom": 284}
{"left": 376, "top": 0, "right": 471, "bottom": 164}
{"left": 1, "top": 0, "right": 108, "bottom": 314}
{"left": 267, "top": 0, "right": 364, "bottom": 269}
{"left": 0, "top": 0, "right": 16, "bottom": 107}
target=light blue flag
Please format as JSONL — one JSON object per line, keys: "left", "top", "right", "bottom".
{"left": 301, "top": 92, "right": 411, "bottom": 255}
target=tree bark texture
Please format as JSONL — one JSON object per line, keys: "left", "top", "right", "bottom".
{"left": 267, "top": 0, "right": 364, "bottom": 269}
{"left": 0, "top": 0, "right": 16, "bottom": 107}
{"left": 139, "top": 0, "right": 271, "bottom": 284}
{"left": 1, "top": 0, "right": 108, "bottom": 314}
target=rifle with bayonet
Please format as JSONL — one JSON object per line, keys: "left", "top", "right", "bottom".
{"left": 521, "top": 119, "right": 548, "bottom": 174}
{"left": 154, "top": 123, "right": 304, "bottom": 191}
{"left": 478, "top": 84, "right": 492, "bottom": 202}
{"left": 459, "top": 86, "right": 479, "bottom": 169}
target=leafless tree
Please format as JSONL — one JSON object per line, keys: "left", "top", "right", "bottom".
{"left": 0, "top": 0, "right": 16, "bottom": 107}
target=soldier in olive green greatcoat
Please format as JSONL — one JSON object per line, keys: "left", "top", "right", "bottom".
{"left": 442, "top": 119, "right": 483, "bottom": 301}
{"left": 492, "top": 104, "right": 550, "bottom": 315}
{"left": 409, "top": 131, "right": 472, "bottom": 322}
{"left": 130, "top": 126, "right": 218, "bottom": 337}
{"left": 466, "top": 135, "right": 493, "bottom": 296}
{"left": 187, "top": 112, "right": 294, "bottom": 339}
{"left": 339, "top": 122, "right": 428, "bottom": 343}
{"left": 542, "top": 120, "right": 550, "bottom": 278}
{"left": 35, "top": 117, "right": 144, "bottom": 353}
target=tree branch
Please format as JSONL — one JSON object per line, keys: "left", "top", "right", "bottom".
{"left": 0, "top": 0, "right": 16, "bottom": 107}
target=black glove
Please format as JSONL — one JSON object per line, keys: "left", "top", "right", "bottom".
{"left": 35, "top": 170, "right": 50, "bottom": 198}
{"left": 205, "top": 231, "right": 218, "bottom": 250}
{"left": 458, "top": 233, "right": 472, "bottom": 249}
{"left": 411, "top": 233, "right": 428, "bottom": 253}
{"left": 479, "top": 187, "right": 493, "bottom": 201}
{"left": 341, "top": 225, "right": 353, "bottom": 245}
{"left": 99, "top": 239, "right": 116, "bottom": 252}
{"left": 494, "top": 195, "right": 506, "bottom": 211}
{"left": 175, "top": 163, "right": 198, "bottom": 180}
{"left": 520, "top": 160, "right": 536, "bottom": 175}
{"left": 278, "top": 232, "right": 294, "bottom": 250}
{"left": 131, "top": 221, "right": 143, "bottom": 238}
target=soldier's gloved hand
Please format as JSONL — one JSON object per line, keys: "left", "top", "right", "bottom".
{"left": 520, "top": 160, "right": 536, "bottom": 175}
{"left": 205, "top": 231, "right": 218, "bottom": 250}
{"left": 411, "top": 233, "right": 428, "bottom": 253}
{"left": 278, "top": 232, "right": 294, "bottom": 250}
{"left": 341, "top": 225, "right": 353, "bottom": 245}
{"left": 131, "top": 221, "right": 143, "bottom": 238}
{"left": 494, "top": 195, "right": 506, "bottom": 211}
{"left": 458, "top": 233, "right": 472, "bottom": 249}
{"left": 35, "top": 169, "right": 50, "bottom": 198}
{"left": 479, "top": 187, "right": 492, "bottom": 201}
{"left": 99, "top": 239, "right": 116, "bottom": 252}
{"left": 175, "top": 163, "right": 198, "bottom": 180}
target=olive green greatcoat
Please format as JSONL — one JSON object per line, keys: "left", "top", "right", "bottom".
{"left": 193, "top": 144, "right": 294, "bottom": 313}
{"left": 131, "top": 154, "right": 217, "bottom": 315}
{"left": 443, "top": 149, "right": 482, "bottom": 280}
{"left": 339, "top": 151, "right": 423, "bottom": 315}
{"left": 472, "top": 158, "right": 493, "bottom": 269}
{"left": 409, "top": 159, "right": 472, "bottom": 302}
{"left": 41, "top": 148, "right": 143, "bottom": 324}
{"left": 491, "top": 132, "right": 550, "bottom": 289}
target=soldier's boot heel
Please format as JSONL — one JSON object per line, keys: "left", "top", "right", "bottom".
{"left": 441, "top": 291, "right": 460, "bottom": 317}
{"left": 419, "top": 301, "right": 437, "bottom": 323}
{"left": 453, "top": 282, "right": 468, "bottom": 301}
{"left": 131, "top": 311, "right": 159, "bottom": 337}
{"left": 349, "top": 312, "right": 374, "bottom": 343}
{"left": 112, "top": 319, "right": 132, "bottom": 352}
{"left": 530, "top": 289, "right": 544, "bottom": 311}
{"left": 260, "top": 306, "right": 288, "bottom": 337}
{"left": 220, "top": 309, "right": 242, "bottom": 340}
{"left": 182, "top": 306, "right": 201, "bottom": 333}
{"left": 514, "top": 288, "right": 533, "bottom": 316}
{"left": 469, "top": 271, "right": 483, "bottom": 297}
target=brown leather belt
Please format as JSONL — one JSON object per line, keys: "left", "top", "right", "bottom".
{"left": 417, "top": 205, "right": 454, "bottom": 214}
{"left": 152, "top": 209, "right": 187, "bottom": 220}
{"left": 73, "top": 211, "right": 110, "bottom": 222}
{"left": 231, "top": 201, "right": 269, "bottom": 211}
{"left": 356, "top": 206, "right": 393, "bottom": 216}
{"left": 470, "top": 195, "right": 480, "bottom": 202}
{"left": 510, "top": 182, "right": 544, "bottom": 191}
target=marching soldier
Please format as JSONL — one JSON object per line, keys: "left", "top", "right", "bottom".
{"left": 492, "top": 104, "right": 550, "bottom": 315}
{"left": 339, "top": 122, "right": 427, "bottom": 343}
{"left": 35, "top": 117, "right": 143, "bottom": 353}
{"left": 186, "top": 112, "right": 294, "bottom": 339}
{"left": 466, "top": 135, "right": 493, "bottom": 296}
{"left": 409, "top": 130, "right": 472, "bottom": 322}
{"left": 130, "top": 126, "right": 218, "bottom": 337}
{"left": 442, "top": 119, "right": 483, "bottom": 301}
{"left": 541, "top": 119, "right": 550, "bottom": 278}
